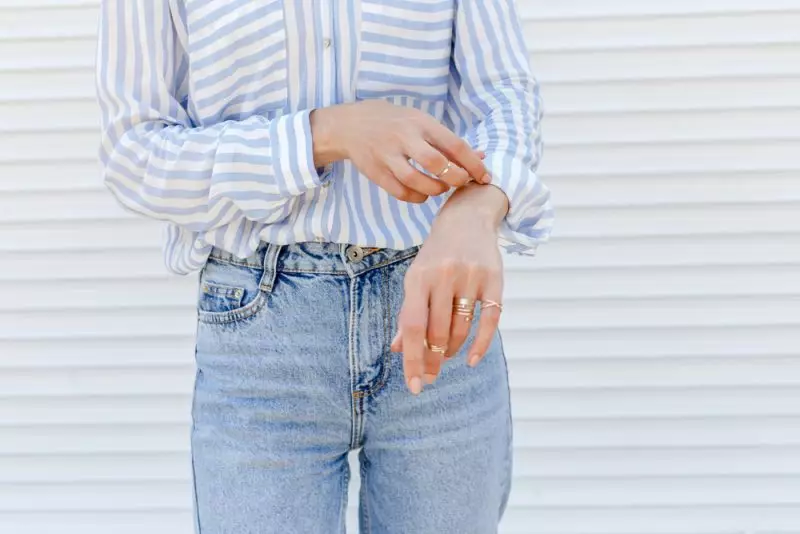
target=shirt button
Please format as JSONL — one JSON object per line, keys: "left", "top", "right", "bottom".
{"left": 323, "top": 37, "right": 332, "bottom": 49}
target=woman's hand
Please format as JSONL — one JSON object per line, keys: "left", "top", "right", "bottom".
{"left": 311, "top": 101, "right": 490, "bottom": 202}
{"left": 391, "top": 182, "right": 509, "bottom": 394}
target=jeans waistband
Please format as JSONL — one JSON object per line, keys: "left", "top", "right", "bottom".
{"left": 208, "top": 241, "right": 421, "bottom": 278}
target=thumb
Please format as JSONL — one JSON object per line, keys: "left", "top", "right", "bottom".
{"left": 391, "top": 329, "right": 403, "bottom": 352}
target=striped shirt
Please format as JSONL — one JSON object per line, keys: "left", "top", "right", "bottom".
{"left": 96, "top": 0, "right": 553, "bottom": 275}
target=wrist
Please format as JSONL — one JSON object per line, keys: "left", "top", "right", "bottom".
{"left": 439, "top": 182, "right": 509, "bottom": 231}
{"left": 310, "top": 106, "right": 348, "bottom": 166}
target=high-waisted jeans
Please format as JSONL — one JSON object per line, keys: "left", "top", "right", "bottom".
{"left": 191, "top": 242, "right": 512, "bottom": 533}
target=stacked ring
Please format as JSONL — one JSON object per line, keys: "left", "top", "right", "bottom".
{"left": 453, "top": 297, "right": 476, "bottom": 322}
{"left": 424, "top": 340, "right": 448, "bottom": 355}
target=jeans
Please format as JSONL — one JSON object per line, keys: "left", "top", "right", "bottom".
{"left": 191, "top": 242, "right": 513, "bottom": 534}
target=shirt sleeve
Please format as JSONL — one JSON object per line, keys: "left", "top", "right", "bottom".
{"left": 96, "top": 0, "right": 324, "bottom": 234}
{"left": 452, "top": 0, "right": 554, "bottom": 255}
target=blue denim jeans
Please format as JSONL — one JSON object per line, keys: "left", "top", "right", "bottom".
{"left": 191, "top": 242, "right": 512, "bottom": 534}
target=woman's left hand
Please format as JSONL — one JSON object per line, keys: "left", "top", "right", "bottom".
{"left": 391, "top": 181, "right": 509, "bottom": 395}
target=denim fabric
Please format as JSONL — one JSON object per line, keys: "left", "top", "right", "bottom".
{"left": 191, "top": 242, "right": 513, "bottom": 534}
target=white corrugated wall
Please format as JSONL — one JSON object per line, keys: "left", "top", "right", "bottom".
{"left": 2, "top": 0, "right": 800, "bottom": 532}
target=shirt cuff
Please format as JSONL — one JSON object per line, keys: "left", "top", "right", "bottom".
{"left": 483, "top": 152, "right": 554, "bottom": 255}
{"left": 269, "top": 109, "right": 327, "bottom": 196}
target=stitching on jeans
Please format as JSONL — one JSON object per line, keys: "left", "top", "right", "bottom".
{"left": 381, "top": 265, "right": 392, "bottom": 393}
{"left": 348, "top": 277, "right": 359, "bottom": 449}
{"left": 338, "top": 459, "right": 351, "bottom": 534}
{"left": 206, "top": 256, "right": 261, "bottom": 269}
{"left": 350, "top": 266, "right": 393, "bottom": 399}
{"left": 207, "top": 245, "right": 420, "bottom": 272}
{"left": 190, "top": 367, "right": 203, "bottom": 534}
{"left": 281, "top": 250, "right": 419, "bottom": 276}
{"left": 360, "top": 251, "right": 419, "bottom": 273}
{"left": 497, "top": 330, "right": 514, "bottom": 517}
{"left": 197, "top": 291, "right": 267, "bottom": 325}
{"left": 280, "top": 268, "right": 347, "bottom": 275}
{"left": 360, "top": 453, "right": 372, "bottom": 534}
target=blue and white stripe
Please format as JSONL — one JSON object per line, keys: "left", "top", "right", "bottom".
{"left": 97, "top": 0, "right": 553, "bottom": 275}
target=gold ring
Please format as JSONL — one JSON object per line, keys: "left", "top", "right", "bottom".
{"left": 423, "top": 339, "right": 448, "bottom": 354}
{"left": 453, "top": 297, "right": 476, "bottom": 322}
{"left": 435, "top": 161, "right": 454, "bottom": 178}
{"left": 480, "top": 300, "right": 504, "bottom": 312}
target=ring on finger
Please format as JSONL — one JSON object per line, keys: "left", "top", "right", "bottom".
{"left": 435, "top": 161, "right": 454, "bottom": 179}
{"left": 480, "top": 299, "right": 504, "bottom": 312}
{"left": 453, "top": 297, "right": 476, "bottom": 322}
{"left": 453, "top": 310, "right": 474, "bottom": 322}
{"left": 423, "top": 339, "right": 448, "bottom": 355}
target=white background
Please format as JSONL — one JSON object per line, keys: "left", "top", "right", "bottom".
{"left": 1, "top": 0, "right": 800, "bottom": 533}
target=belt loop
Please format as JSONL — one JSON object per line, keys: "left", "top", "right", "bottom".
{"left": 258, "top": 243, "right": 283, "bottom": 293}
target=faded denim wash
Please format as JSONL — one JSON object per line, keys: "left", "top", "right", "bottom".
{"left": 191, "top": 242, "right": 512, "bottom": 533}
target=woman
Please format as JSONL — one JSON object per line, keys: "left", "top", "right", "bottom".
{"left": 96, "top": 1, "right": 552, "bottom": 532}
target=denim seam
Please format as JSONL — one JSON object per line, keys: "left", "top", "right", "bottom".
{"left": 206, "top": 256, "right": 262, "bottom": 269}
{"left": 280, "top": 268, "right": 348, "bottom": 275}
{"left": 197, "top": 291, "right": 267, "bottom": 325}
{"left": 351, "top": 265, "right": 394, "bottom": 400}
{"left": 339, "top": 460, "right": 351, "bottom": 534}
{"left": 209, "top": 248, "right": 419, "bottom": 276}
{"left": 360, "top": 454, "right": 373, "bottom": 534}
{"left": 357, "top": 250, "right": 419, "bottom": 275}
{"left": 497, "top": 329, "right": 514, "bottom": 520}
{"left": 381, "top": 265, "right": 392, "bottom": 394}
{"left": 348, "top": 276, "right": 361, "bottom": 449}
{"left": 189, "top": 366, "right": 203, "bottom": 534}
{"left": 281, "top": 249, "right": 419, "bottom": 277}
{"left": 258, "top": 243, "right": 282, "bottom": 292}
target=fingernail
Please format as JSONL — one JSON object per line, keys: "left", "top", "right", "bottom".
{"left": 409, "top": 377, "right": 423, "bottom": 395}
{"left": 481, "top": 173, "right": 491, "bottom": 184}
{"left": 391, "top": 331, "right": 399, "bottom": 345}
{"left": 424, "top": 374, "right": 436, "bottom": 384}
{"left": 468, "top": 354, "right": 481, "bottom": 367}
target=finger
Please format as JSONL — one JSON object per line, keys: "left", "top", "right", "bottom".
{"left": 387, "top": 156, "right": 449, "bottom": 197}
{"left": 399, "top": 272, "right": 430, "bottom": 395}
{"left": 407, "top": 141, "right": 472, "bottom": 188}
{"left": 424, "top": 282, "right": 454, "bottom": 383}
{"left": 467, "top": 275, "right": 504, "bottom": 367}
{"left": 423, "top": 350, "right": 443, "bottom": 384}
{"left": 423, "top": 122, "right": 489, "bottom": 184}
{"left": 391, "top": 329, "right": 402, "bottom": 353}
{"left": 448, "top": 275, "right": 481, "bottom": 360}
{"left": 371, "top": 164, "right": 429, "bottom": 204}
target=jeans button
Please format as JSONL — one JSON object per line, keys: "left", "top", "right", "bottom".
{"left": 346, "top": 245, "right": 364, "bottom": 263}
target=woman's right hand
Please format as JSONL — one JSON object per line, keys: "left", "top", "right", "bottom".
{"left": 310, "top": 100, "right": 490, "bottom": 203}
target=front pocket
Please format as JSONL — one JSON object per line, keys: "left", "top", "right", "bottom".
{"left": 199, "top": 281, "right": 245, "bottom": 314}
{"left": 196, "top": 257, "right": 267, "bottom": 325}
{"left": 356, "top": 0, "right": 455, "bottom": 104}
{"left": 185, "top": 0, "right": 289, "bottom": 120}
